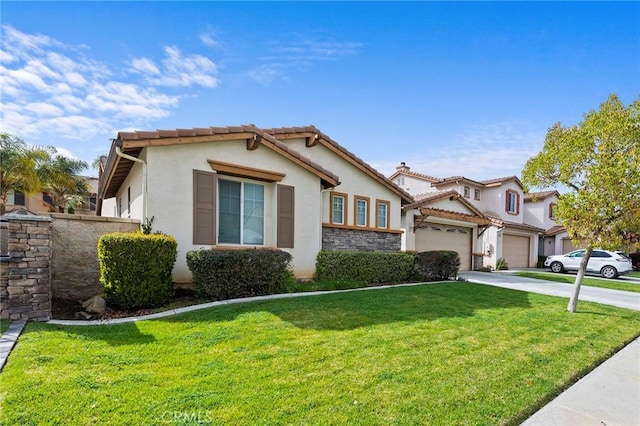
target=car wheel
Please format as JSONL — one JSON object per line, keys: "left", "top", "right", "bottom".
{"left": 601, "top": 266, "right": 618, "bottom": 279}
{"left": 550, "top": 262, "right": 564, "bottom": 273}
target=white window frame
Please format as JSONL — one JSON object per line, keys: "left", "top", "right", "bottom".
{"left": 218, "top": 178, "right": 265, "bottom": 245}
{"left": 376, "top": 200, "right": 390, "bottom": 229}
{"left": 331, "top": 192, "right": 347, "bottom": 225}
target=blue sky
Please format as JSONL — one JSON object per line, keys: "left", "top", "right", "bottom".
{"left": 2, "top": 2, "right": 639, "bottom": 181}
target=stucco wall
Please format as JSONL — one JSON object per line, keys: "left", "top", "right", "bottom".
{"left": 47, "top": 213, "right": 140, "bottom": 301}
{"left": 143, "top": 140, "right": 323, "bottom": 282}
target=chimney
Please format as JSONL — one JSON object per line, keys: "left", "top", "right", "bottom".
{"left": 396, "top": 162, "right": 410, "bottom": 173}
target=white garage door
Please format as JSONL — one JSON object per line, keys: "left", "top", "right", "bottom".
{"left": 562, "top": 238, "right": 578, "bottom": 254}
{"left": 503, "top": 234, "right": 530, "bottom": 268}
{"left": 415, "top": 223, "right": 472, "bottom": 270}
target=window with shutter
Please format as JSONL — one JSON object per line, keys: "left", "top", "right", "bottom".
{"left": 193, "top": 170, "right": 217, "bottom": 245}
{"left": 277, "top": 185, "right": 295, "bottom": 248}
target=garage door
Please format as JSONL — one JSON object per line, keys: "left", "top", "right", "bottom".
{"left": 502, "top": 234, "right": 530, "bottom": 268}
{"left": 562, "top": 238, "right": 578, "bottom": 254}
{"left": 415, "top": 223, "right": 472, "bottom": 270}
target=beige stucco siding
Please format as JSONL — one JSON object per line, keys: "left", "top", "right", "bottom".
{"left": 284, "top": 138, "right": 403, "bottom": 230}
{"left": 143, "top": 140, "right": 323, "bottom": 282}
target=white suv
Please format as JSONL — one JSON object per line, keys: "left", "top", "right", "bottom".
{"left": 544, "top": 249, "right": 633, "bottom": 279}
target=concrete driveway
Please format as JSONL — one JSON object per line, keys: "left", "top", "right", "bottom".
{"left": 459, "top": 270, "right": 640, "bottom": 311}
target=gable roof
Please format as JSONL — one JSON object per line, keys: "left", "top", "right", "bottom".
{"left": 98, "top": 125, "right": 340, "bottom": 201}
{"left": 264, "top": 126, "right": 413, "bottom": 204}
{"left": 432, "top": 176, "right": 485, "bottom": 188}
{"left": 480, "top": 176, "right": 524, "bottom": 188}
{"left": 524, "top": 190, "right": 561, "bottom": 202}
{"left": 406, "top": 189, "right": 487, "bottom": 217}
{"left": 388, "top": 166, "right": 440, "bottom": 183}
{"left": 406, "top": 189, "right": 491, "bottom": 226}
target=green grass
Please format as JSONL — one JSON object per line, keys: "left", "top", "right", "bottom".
{"left": 2, "top": 283, "right": 640, "bottom": 425}
{"left": 514, "top": 271, "right": 640, "bottom": 294}
{"left": 630, "top": 271, "right": 640, "bottom": 279}
{"left": 0, "top": 320, "right": 9, "bottom": 335}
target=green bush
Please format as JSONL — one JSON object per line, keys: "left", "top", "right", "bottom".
{"left": 98, "top": 232, "right": 178, "bottom": 310}
{"left": 496, "top": 257, "right": 509, "bottom": 270}
{"left": 314, "top": 251, "right": 416, "bottom": 284}
{"left": 414, "top": 251, "right": 461, "bottom": 281}
{"left": 186, "top": 249, "right": 293, "bottom": 300}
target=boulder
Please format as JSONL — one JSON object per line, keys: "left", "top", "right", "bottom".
{"left": 82, "top": 295, "right": 107, "bottom": 314}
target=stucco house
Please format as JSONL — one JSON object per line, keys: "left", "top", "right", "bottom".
{"left": 97, "top": 125, "right": 413, "bottom": 283}
{"left": 523, "top": 190, "right": 576, "bottom": 256}
{"left": 391, "top": 163, "right": 544, "bottom": 269}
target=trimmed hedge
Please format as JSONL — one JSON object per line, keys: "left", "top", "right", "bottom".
{"left": 186, "top": 249, "right": 293, "bottom": 300}
{"left": 414, "top": 250, "right": 461, "bottom": 281}
{"left": 98, "top": 232, "right": 178, "bottom": 309}
{"left": 314, "top": 251, "right": 416, "bottom": 284}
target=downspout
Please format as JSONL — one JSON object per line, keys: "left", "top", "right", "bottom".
{"left": 115, "top": 146, "right": 147, "bottom": 222}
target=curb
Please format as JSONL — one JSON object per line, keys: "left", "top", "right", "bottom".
{"left": 0, "top": 320, "right": 27, "bottom": 372}
{"left": 47, "top": 281, "right": 440, "bottom": 326}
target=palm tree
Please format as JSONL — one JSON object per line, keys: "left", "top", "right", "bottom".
{"left": 40, "top": 155, "right": 90, "bottom": 213}
{"left": 0, "top": 133, "right": 52, "bottom": 215}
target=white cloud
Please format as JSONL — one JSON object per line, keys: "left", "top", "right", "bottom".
{"left": 131, "top": 46, "right": 219, "bottom": 88}
{"left": 200, "top": 31, "right": 223, "bottom": 49}
{"left": 0, "top": 25, "right": 217, "bottom": 151}
{"left": 249, "top": 37, "right": 361, "bottom": 84}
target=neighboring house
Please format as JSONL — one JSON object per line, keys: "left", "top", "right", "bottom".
{"left": 523, "top": 191, "right": 575, "bottom": 256}
{"left": 98, "top": 125, "right": 413, "bottom": 283}
{"left": 3, "top": 177, "right": 98, "bottom": 215}
{"left": 391, "top": 163, "right": 544, "bottom": 269}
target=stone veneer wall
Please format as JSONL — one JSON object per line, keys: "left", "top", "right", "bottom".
{"left": 473, "top": 254, "right": 484, "bottom": 271}
{"left": 322, "top": 226, "right": 401, "bottom": 252}
{"left": 1, "top": 216, "right": 52, "bottom": 321}
{"left": 44, "top": 213, "right": 139, "bottom": 302}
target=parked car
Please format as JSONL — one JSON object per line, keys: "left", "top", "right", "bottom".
{"left": 544, "top": 249, "right": 633, "bottom": 279}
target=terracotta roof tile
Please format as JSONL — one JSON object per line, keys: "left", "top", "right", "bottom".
{"left": 264, "top": 126, "right": 413, "bottom": 203}
{"left": 524, "top": 190, "right": 560, "bottom": 201}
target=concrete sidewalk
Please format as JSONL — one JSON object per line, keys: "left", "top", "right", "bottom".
{"left": 460, "top": 271, "right": 640, "bottom": 425}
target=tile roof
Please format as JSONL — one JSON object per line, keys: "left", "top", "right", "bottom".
{"left": 388, "top": 168, "right": 440, "bottom": 182}
{"left": 433, "top": 176, "right": 486, "bottom": 187}
{"left": 524, "top": 190, "right": 560, "bottom": 201}
{"left": 264, "top": 126, "right": 413, "bottom": 204}
{"left": 480, "top": 176, "right": 524, "bottom": 188}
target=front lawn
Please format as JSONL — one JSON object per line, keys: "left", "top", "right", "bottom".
{"left": 514, "top": 271, "right": 640, "bottom": 294}
{"left": 2, "top": 283, "right": 640, "bottom": 425}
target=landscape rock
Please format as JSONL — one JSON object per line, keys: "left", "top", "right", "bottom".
{"left": 82, "top": 295, "right": 106, "bottom": 314}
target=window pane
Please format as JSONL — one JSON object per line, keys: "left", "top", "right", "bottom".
{"left": 243, "top": 183, "right": 264, "bottom": 244}
{"left": 356, "top": 199, "right": 367, "bottom": 226}
{"left": 333, "top": 196, "right": 344, "bottom": 224}
{"left": 378, "top": 203, "right": 388, "bottom": 228}
{"left": 218, "top": 180, "right": 241, "bottom": 244}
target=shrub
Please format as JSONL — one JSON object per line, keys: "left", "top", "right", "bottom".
{"left": 186, "top": 249, "right": 293, "bottom": 300}
{"left": 98, "top": 232, "right": 178, "bottom": 310}
{"left": 414, "top": 250, "right": 461, "bottom": 281}
{"left": 630, "top": 252, "right": 640, "bottom": 271}
{"left": 496, "top": 257, "right": 509, "bottom": 270}
{"left": 314, "top": 251, "right": 416, "bottom": 284}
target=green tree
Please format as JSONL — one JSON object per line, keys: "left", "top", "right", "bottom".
{"left": 40, "top": 155, "right": 91, "bottom": 213}
{"left": 0, "top": 133, "right": 52, "bottom": 215}
{"left": 522, "top": 94, "right": 640, "bottom": 312}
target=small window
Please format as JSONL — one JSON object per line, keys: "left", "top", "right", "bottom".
{"left": 331, "top": 192, "right": 347, "bottom": 225}
{"left": 218, "top": 179, "right": 264, "bottom": 245}
{"left": 592, "top": 251, "right": 611, "bottom": 258}
{"left": 568, "top": 250, "right": 585, "bottom": 258}
{"left": 397, "top": 177, "right": 405, "bottom": 186}
{"left": 354, "top": 196, "right": 369, "bottom": 227}
{"left": 463, "top": 186, "right": 470, "bottom": 198}
{"left": 474, "top": 189, "right": 481, "bottom": 200}
{"left": 549, "top": 203, "right": 557, "bottom": 220}
{"left": 127, "top": 187, "right": 131, "bottom": 218}
{"left": 7, "top": 190, "right": 25, "bottom": 206}
{"left": 505, "top": 190, "right": 520, "bottom": 214}
{"left": 376, "top": 200, "right": 390, "bottom": 229}
{"left": 43, "top": 192, "right": 54, "bottom": 206}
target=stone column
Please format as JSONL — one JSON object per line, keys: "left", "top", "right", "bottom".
{"left": 0, "top": 214, "right": 52, "bottom": 321}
